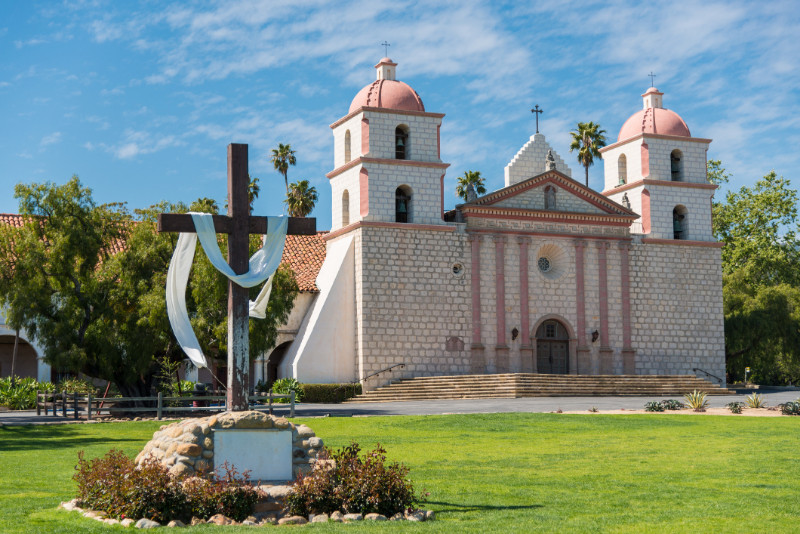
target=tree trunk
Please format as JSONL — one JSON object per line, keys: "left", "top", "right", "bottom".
{"left": 585, "top": 165, "right": 589, "bottom": 188}
{"left": 11, "top": 328, "right": 19, "bottom": 381}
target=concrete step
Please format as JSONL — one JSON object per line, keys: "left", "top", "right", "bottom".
{"left": 346, "top": 374, "right": 732, "bottom": 402}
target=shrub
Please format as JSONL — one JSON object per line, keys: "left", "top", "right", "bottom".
{"left": 300, "top": 383, "right": 362, "bottom": 403}
{"left": 644, "top": 401, "right": 664, "bottom": 412}
{"left": 73, "top": 450, "right": 259, "bottom": 523}
{"left": 271, "top": 378, "right": 305, "bottom": 403}
{"left": 745, "top": 393, "right": 767, "bottom": 408}
{"left": 56, "top": 378, "right": 98, "bottom": 395}
{"left": 181, "top": 463, "right": 260, "bottom": 521}
{"left": 0, "top": 377, "right": 54, "bottom": 410}
{"left": 727, "top": 402, "right": 745, "bottom": 414}
{"left": 660, "top": 399, "right": 684, "bottom": 410}
{"left": 74, "top": 450, "right": 189, "bottom": 523}
{"left": 684, "top": 390, "right": 708, "bottom": 412}
{"left": 779, "top": 401, "right": 800, "bottom": 416}
{"left": 285, "top": 442, "right": 423, "bottom": 518}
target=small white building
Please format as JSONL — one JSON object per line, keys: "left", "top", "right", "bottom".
{"left": 274, "top": 59, "right": 725, "bottom": 389}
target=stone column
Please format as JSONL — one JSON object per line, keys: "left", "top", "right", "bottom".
{"left": 494, "top": 235, "right": 509, "bottom": 374}
{"left": 518, "top": 236, "right": 533, "bottom": 373}
{"left": 468, "top": 234, "right": 485, "bottom": 374}
{"left": 619, "top": 242, "right": 636, "bottom": 374}
{"left": 574, "top": 239, "right": 590, "bottom": 374}
{"left": 596, "top": 241, "right": 614, "bottom": 374}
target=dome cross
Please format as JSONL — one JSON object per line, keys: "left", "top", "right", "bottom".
{"left": 531, "top": 104, "right": 543, "bottom": 134}
{"left": 648, "top": 71, "right": 656, "bottom": 87}
{"left": 381, "top": 41, "right": 391, "bottom": 56}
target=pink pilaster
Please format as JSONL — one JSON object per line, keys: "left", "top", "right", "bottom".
{"left": 596, "top": 242, "right": 613, "bottom": 374}
{"left": 518, "top": 237, "right": 533, "bottom": 372}
{"left": 494, "top": 235, "right": 509, "bottom": 373}
{"left": 361, "top": 118, "right": 369, "bottom": 155}
{"left": 469, "top": 234, "right": 485, "bottom": 373}
{"left": 619, "top": 242, "right": 636, "bottom": 374}
{"left": 359, "top": 167, "right": 369, "bottom": 217}
{"left": 574, "top": 240, "right": 589, "bottom": 374}
{"left": 640, "top": 141, "right": 649, "bottom": 178}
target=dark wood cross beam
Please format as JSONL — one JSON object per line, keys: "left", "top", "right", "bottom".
{"left": 157, "top": 143, "right": 316, "bottom": 412}
{"left": 531, "top": 104, "right": 543, "bottom": 133}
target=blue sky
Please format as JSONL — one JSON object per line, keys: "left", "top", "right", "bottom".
{"left": 1, "top": 0, "right": 798, "bottom": 231}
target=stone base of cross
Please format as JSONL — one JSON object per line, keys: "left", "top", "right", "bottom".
{"left": 158, "top": 143, "right": 315, "bottom": 411}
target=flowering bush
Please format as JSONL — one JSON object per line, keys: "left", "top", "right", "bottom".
{"left": 73, "top": 450, "right": 259, "bottom": 523}
{"left": 285, "top": 442, "right": 423, "bottom": 517}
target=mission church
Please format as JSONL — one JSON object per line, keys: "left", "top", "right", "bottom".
{"left": 0, "top": 57, "right": 726, "bottom": 391}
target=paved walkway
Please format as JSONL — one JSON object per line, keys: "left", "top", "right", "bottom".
{"left": 2, "top": 390, "right": 798, "bottom": 425}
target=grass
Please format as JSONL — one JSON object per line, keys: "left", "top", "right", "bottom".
{"left": 1, "top": 413, "right": 799, "bottom": 533}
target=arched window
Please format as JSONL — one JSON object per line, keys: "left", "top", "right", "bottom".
{"left": 670, "top": 149, "right": 683, "bottom": 181}
{"left": 544, "top": 185, "right": 556, "bottom": 210}
{"left": 618, "top": 154, "right": 627, "bottom": 185}
{"left": 341, "top": 190, "right": 350, "bottom": 227}
{"left": 395, "top": 125, "right": 409, "bottom": 160}
{"left": 673, "top": 205, "right": 688, "bottom": 240}
{"left": 395, "top": 186, "right": 411, "bottom": 223}
{"left": 344, "top": 130, "right": 351, "bottom": 163}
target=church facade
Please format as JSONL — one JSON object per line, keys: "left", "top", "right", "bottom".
{"left": 279, "top": 58, "right": 726, "bottom": 390}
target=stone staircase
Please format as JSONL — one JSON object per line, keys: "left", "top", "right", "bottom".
{"left": 347, "top": 373, "right": 733, "bottom": 403}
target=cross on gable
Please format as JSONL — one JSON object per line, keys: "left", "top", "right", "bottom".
{"left": 157, "top": 143, "right": 316, "bottom": 411}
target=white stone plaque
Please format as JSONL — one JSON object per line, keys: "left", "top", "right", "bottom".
{"left": 213, "top": 429, "right": 293, "bottom": 481}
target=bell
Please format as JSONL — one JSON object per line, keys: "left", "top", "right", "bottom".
{"left": 396, "top": 137, "right": 405, "bottom": 147}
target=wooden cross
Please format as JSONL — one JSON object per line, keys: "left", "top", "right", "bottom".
{"left": 158, "top": 143, "right": 315, "bottom": 411}
{"left": 531, "top": 104, "right": 543, "bottom": 133}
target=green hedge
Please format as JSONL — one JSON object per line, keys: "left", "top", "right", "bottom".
{"left": 300, "top": 383, "right": 362, "bottom": 403}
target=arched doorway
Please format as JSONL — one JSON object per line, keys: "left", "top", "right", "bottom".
{"left": 535, "top": 320, "right": 569, "bottom": 374}
{"left": 0, "top": 335, "right": 39, "bottom": 379}
{"left": 265, "top": 341, "right": 292, "bottom": 389}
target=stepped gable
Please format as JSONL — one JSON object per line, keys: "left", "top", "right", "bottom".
{"left": 461, "top": 170, "right": 638, "bottom": 223}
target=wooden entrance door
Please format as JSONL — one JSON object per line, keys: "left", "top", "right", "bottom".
{"left": 535, "top": 320, "right": 569, "bottom": 374}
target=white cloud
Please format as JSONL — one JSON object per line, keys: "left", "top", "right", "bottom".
{"left": 111, "top": 129, "right": 185, "bottom": 159}
{"left": 40, "top": 132, "right": 62, "bottom": 146}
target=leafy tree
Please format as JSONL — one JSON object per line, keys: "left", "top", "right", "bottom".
{"left": 0, "top": 178, "right": 299, "bottom": 396}
{"left": 710, "top": 161, "right": 800, "bottom": 384}
{"left": 285, "top": 180, "right": 318, "bottom": 217}
{"left": 270, "top": 143, "right": 296, "bottom": 195}
{"left": 713, "top": 169, "right": 800, "bottom": 287}
{"left": 569, "top": 122, "right": 607, "bottom": 187}
{"left": 456, "top": 170, "right": 486, "bottom": 201}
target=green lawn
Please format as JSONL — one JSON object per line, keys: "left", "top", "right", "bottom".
{"left": 1, "top": 414, "right": 798, "bottom": 533}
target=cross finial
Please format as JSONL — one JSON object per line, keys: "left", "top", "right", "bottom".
{"left": 531, "top": 104, "right": 543, "bottom": 134}
{"left": 648, "top": 71, "right": 656, "bottom": 87}
{"left": 381, "top": 41, "right": 391, "bottom": 57}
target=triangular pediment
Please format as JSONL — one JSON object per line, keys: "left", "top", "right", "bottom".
{"left": 465, "top": 170, "right": 636, "bottom": 217}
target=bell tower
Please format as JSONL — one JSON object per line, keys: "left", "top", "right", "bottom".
{"left": 600, "top": 87, "right": 716, "bottom": 242}
{"left": 326, "top": 58, "right": 449, "bottom": 231}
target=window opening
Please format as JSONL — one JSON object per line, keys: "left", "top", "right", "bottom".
{"left": 544, "top": 186, "right": 556, "bottom": 210}
{"left": 342, "top": 190, "right": 350, "bottom": 227}
{"left": 395, "top": 126, "right": 408, "bottom": 160}
{"left": 395, "top": 187, "right": 411, "bottom": 223}
{"left": 344, "top": 130, "right": 351, "bottom": 163}
{"left": 671, "top": 150, "right": 683, "bottom": 181}
{"left": 673, "top": 205, "right": 688, "bottom": 240}
{"left": 618, "top": 154, "right": 627, "bottom": 185}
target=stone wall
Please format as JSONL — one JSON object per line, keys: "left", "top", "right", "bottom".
{"left": 493, "top": 184, "right": 606, "bottom": 214}
{"left": 135, "top": 412, "right": 322, "bottom": 480}
{"left": 362, "top": 110, "right": 441, "bottom": 163}
{"left": 352, "top": 225, "right": 472, "bottom": 388}
{"left": 629, "top": 242, "right": 725, "bottom": 380}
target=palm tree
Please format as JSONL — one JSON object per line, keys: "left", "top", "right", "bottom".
{"left": 285, "top": 180, "right": 318, "bottom": 217}
{"left": 569, "top": 122, "right": 607, "bottom": 188}
{"left": 270, "top": 143, "right": 297, "bottom": 195}
{"left": 456, "top": 170, "right": 487, "bottom": 202}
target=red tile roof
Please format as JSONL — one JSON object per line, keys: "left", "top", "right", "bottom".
{"left": 282, "top": 232, "right": 327, "bottom": 292}
{"left": 1, "top": 213, "right": 328, "bottom": 293}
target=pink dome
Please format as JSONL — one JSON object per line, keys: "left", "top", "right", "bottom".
{"left": 349, "top": 79, "right": 425, "bottom": 113}
{"left": 618, "top": 107, "right": 691, "bottom": 142}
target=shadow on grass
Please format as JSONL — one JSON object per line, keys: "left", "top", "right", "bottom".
{"left": 0, "top": 425, "right": 141, "bottom": 452}
{"left": 426, "top": 500, "right": 543, "bottom": 513}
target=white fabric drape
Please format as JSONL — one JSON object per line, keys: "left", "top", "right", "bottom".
{"left": 165, "top": 213, "right": 288, "bottom": 369}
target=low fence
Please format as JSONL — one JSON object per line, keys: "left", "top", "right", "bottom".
{"left": 36, "top": 390, "right": 295, "bottom": 420}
